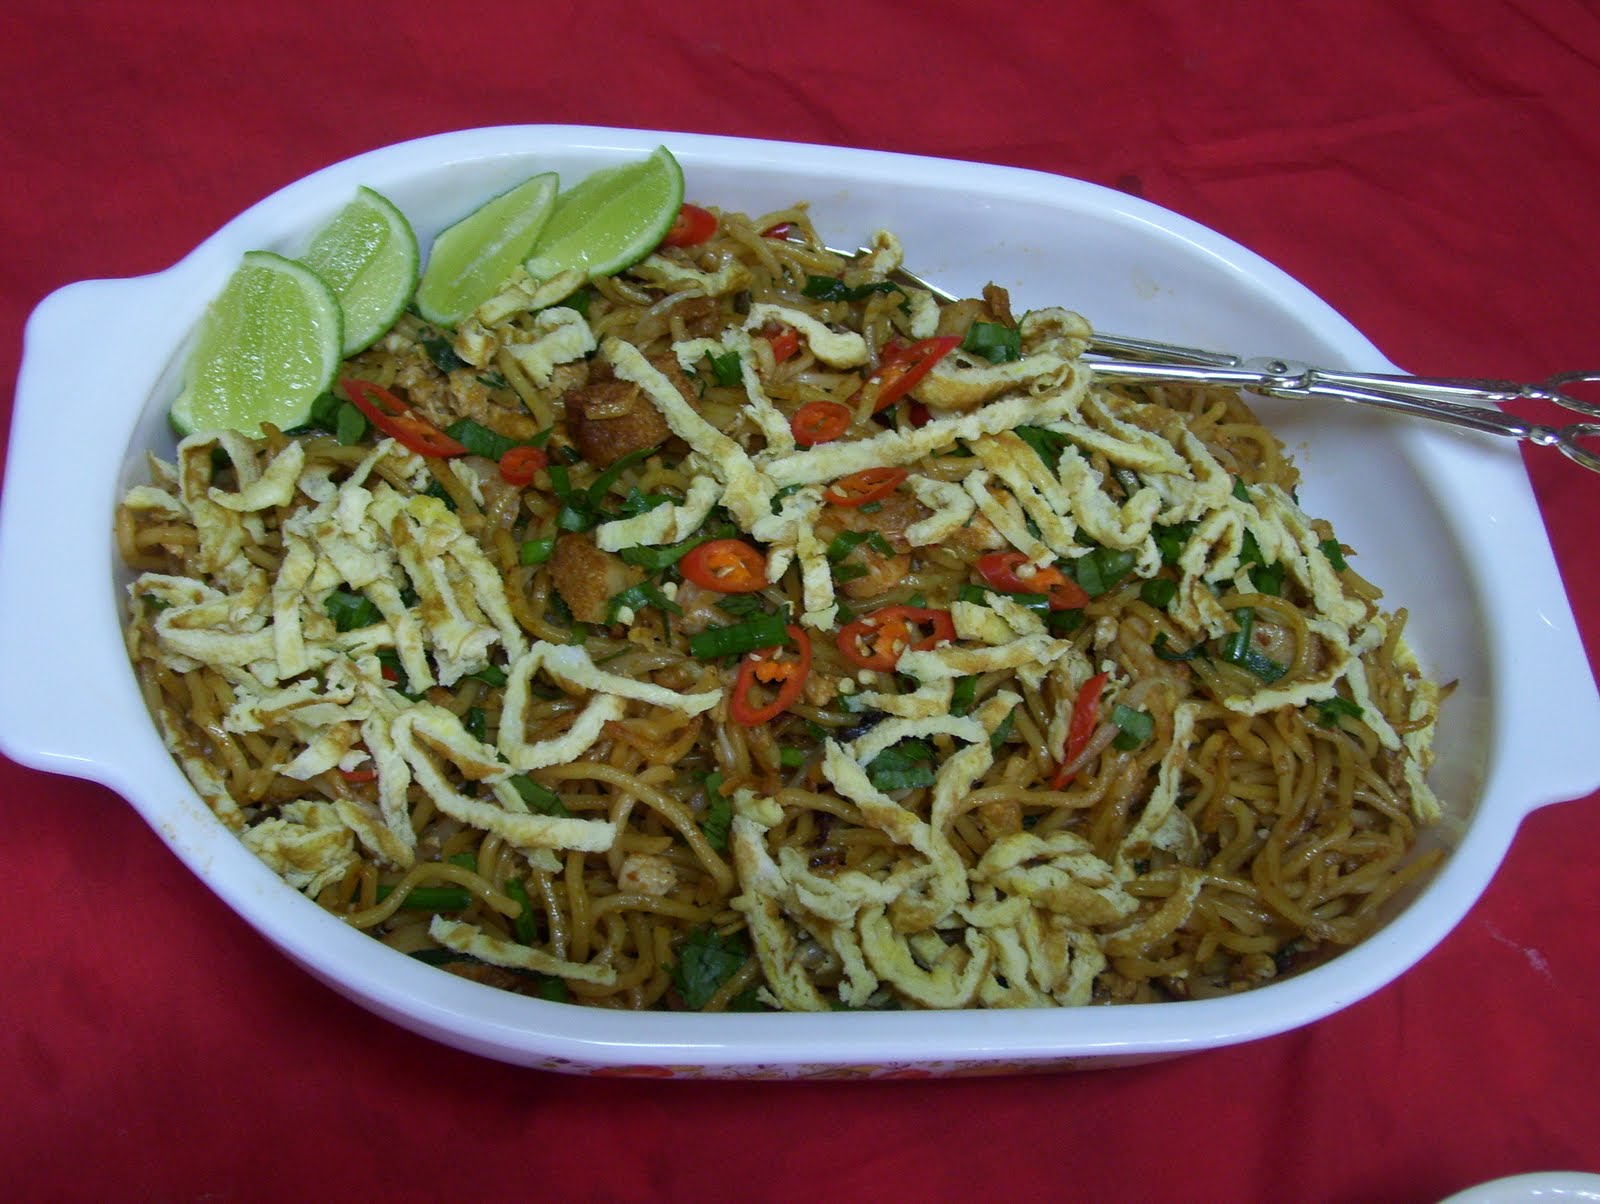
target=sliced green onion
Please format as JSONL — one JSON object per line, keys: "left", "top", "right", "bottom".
{"left": 447, "top": 851, "right": 478, "bottom": 870}
{"left": 508, "top": 774, "right": 570, "bottom": 817}
{"left": 1153, "top": 632, "right": 1205, "bottom": 661}
{"left": 950, "top": 676, "right": 978, "bottom": 716}
{"left": 469, "top": 665, "right": 508, "bottom": 687}
{"left": 444, "top": 417, "right": 520, "bottom": 461}
{"left": 374, "top": 885, "right": 472, "bottom": 911}
{"left": 989, "top": 705, "right": 1017, "bottom": 753}
{"left": 463, "top": 706, "right": 487, "bottom": 742}
{"left": 688, "top": 612, "right": 790, "bottom": 660}
{"left": 519, "top": 536, "right": 555, "bottom": 566}
{"left": 778, "top": 746, "right": 807, "bottom": 768}
{"left": 1153, "top": 521, "right": 1196, "bottom": 567}
{"left": 960, "top": 321, "right": 1021, "bottom": 363}
{"left": 1110, "top": 704, "right": 1154, "bottom": 751}
{"left": 714, "top": 592, "right": 769, "bottom": 618}
{"left": 1320, "top": 538, "right": 1349, "bottom": 572}
{"left": 1232, "top": 476, "right": 1251, "bottom": 501}
{"left": 1220, "top": 608, "right": 1288, "bottom": 682}
{"left": 1313, "top": 695, "right": 1363, "bottom": 727}
{"left": 1140, "top": 578, "right": 1178, "bottom": 609}
{"left": 605, "top": 580, "right": 684, "bottom": 624}
{"left": 503, "top": 877, "right": 537, "bottom": 945}
{"left": 825, "top": 529, "right": 894, "bottom": 562}
{"left": 832, "top": 562, "right": 869, "bottom": 583}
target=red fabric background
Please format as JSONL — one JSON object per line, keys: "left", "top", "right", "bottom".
{"left": 3, "top": 2, "right": 1597, "bottom": 1200}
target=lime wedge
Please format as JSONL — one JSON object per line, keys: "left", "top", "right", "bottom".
{"left": 170, "top": 251, "right": 343, "bottom": 438}
{"left": 415, "top": 172, "right": 559, "bottom": 326}
{"left": 299, "top": 186, "right": 419, "bottom": 355}
{"left": 524, "top": 146, "right": 684, "bottom": 283}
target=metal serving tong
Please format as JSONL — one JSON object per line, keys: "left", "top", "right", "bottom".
{"left": 835, "top": 247, "right": 1600, "bottom": 474}
{"left": 1082, "top": 334, "right": 1600, "bottom": 474}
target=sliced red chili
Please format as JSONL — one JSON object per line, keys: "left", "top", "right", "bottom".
{"left": 661, "top": 203, "right": 718, "bottom": 247}
{"left": 822, "top": 466, "right": 908, "bottom": 507}
{"left": 679, "top": 539, "right": 768, "bottom": 593}
{"left": 339, "top": 764, "right": 379, "bottom": 784}
{"left": 760, "top": 221, "right": 794, "bottom": 240}
{"left": 790, "top": 400, "right": 852, "bottom": 447}
{"left": 498, "top": 444, "right": 548, "bottom": 487}
{"left": 1052, "top": 671, "right": 1109, "bottom": 788}
{"left": 729, "top": 625, "right": 812, "bottom": 725}
{"left": 836, "top": 606, "right": 955, "bottom": 672}
{"left": 763, "top": 324, "right": 801, "bottom": 364}
{"left": 851, "top": 335, "right": 961, "bottom": 414}
{"left": 340, "top": 378, "right": 467, "bottom": 459}
{"left": 976, "top": 550, "right": 1090, "bottom": 611}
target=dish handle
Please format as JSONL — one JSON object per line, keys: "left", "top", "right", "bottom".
{"left": 0, "top": 274, "right": 190, "bottom": 781}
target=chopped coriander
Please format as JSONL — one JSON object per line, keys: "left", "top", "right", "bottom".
{"left": 672, "top": 926, "right": 754, "bottom": 1010}
{"left": 1014, "top": 425, "right": 1070, "bottom": 471}
{"left": 701, "top": 792, "right": 733, "bottom": 852}
{"left": 865, "top": 739, "right": 936, "bottom": 792}
{"left": 324, "top": 588, "right": 380, "bottom": 632}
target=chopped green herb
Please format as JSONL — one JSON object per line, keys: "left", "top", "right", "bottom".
{"left": 444, "top": 417, "right": 521, "bottom": 461}
{"left": 423, "top": 480, "right": 457, "bottom": 511}
{"left": 374, "top": 885, "right": 472, "bottom": 911}
{"left": 1153, "top": 632, "right": 1205, "bottom": 661}
{"left": 519, "top": 537, "right": 556, "bottom": 566}
{"left": 1220, "top": 608, "right": 1288, "bottom": 683}
{"left": 1232, "top": 476, "right": 1251, "bottom": 502}
{"left": 1014, "top": 425, "right": 1070, "bottom": 472}
{"left": 1071, "top": 547, "right": 1136, "bottom": 597}
{"left": 469, "top": 665, "right": 508, "bottom": 687}
{"left": 1313, "top": 695, "right": 1363, "bottom": 728}
{"left": 701, "top": 792, "right": 733, "bottom": 852}
{"left": 324, "top": 588, "right": 380, "bottom": 632}
{"left": 950, "top": 676, "right": 978, "bottom": 716}
{"left": 865, "top": 739, "right": 936, "bottom": 792}
{"left": 537, "top": 975, "right": 570, "bottom": 1004}
{"left": 832, "top": 562, "right": 870, "bottom": 583}
{"left": 335, "top": 400, "right": 368, "bottom": 445}
{"left": 960, "top": 321, "right": 1022, "bottom": 363}
{"left": 508, "top": 774, "right": 570, "bottom": 817}
{"left": 1047, "top": 608, "right": 1087, "bottom": 636}
{"left": 714, "top": 592, "right": 769, "bottom": 618}
{"left": 706, "top": 349, "right": 742, "bottom": 387}
{"left": 801, "top": 274, "right": 904, "bottom": 303}
{"left": 477, "top": 370, "right": 510, "bottom": 390}
{"left": 605, "top": 580, "right": 684, "bottom": 625}
{"left": 778, "top": 746, "right": 807, "bottom": 769}
{"left": 673, "top": 926, "right": 755, "bottom": 1010}
{"left": 503, "top": 877, "right": 537, "bottom": 945}
{"left": 1110, "top": 703, "right": 1155, "bottom": 751}
{"left": 1153, "top": 521, "right": 1196, "bottom": 567}
{"left": 1320, "top": 538, "right": 1349, "bottom": 572}
{"left": 1140, "top": 578, "right": 1178, "bottom": 609}
{"left": 825, "top": 529, "right": 895, "bottom": 562}
{"left": 463, "top": 706, "right": 487, "bottom": 742}
{"left": 1112, "top": 466, "right": 1142, "bottom": 497}
{"left": 989, "top": 705, "right": 1017, "bottom": 752}
{"left": 447, "top": 851, "right": 479, "bottom": 870}
{"left": 688, "top": 612, "right": 790, "bottom": 660}
{"left": 421, "top": 334, "right": 465, "bottom": 373}
{"left": 619, "top": 532, "right": 710, "bottom": 572}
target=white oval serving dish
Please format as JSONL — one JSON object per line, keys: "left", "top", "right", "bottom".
{"left": 3, "top": 125, "right": 1596, "bottom": 1078}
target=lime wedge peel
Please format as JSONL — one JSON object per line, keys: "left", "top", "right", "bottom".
{"left": 415, "top": 172, "right": 559, "bottom": 326}
{"left": 524, "top": 145, "right": 684, "bottom": 284}
{"left": 169, "top": 251, "right": 343, "bottom": 438}
{"left": 299, "top": 186, "right": 419, "bottom": 356}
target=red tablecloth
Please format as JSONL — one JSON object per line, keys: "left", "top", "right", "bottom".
{"left": 4, "top": 3, "right": 1597, "bottom": 1200}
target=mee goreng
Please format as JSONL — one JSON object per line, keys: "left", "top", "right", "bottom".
{"left": 117, "top": 188, "right": 1445, "bottom": 1012}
